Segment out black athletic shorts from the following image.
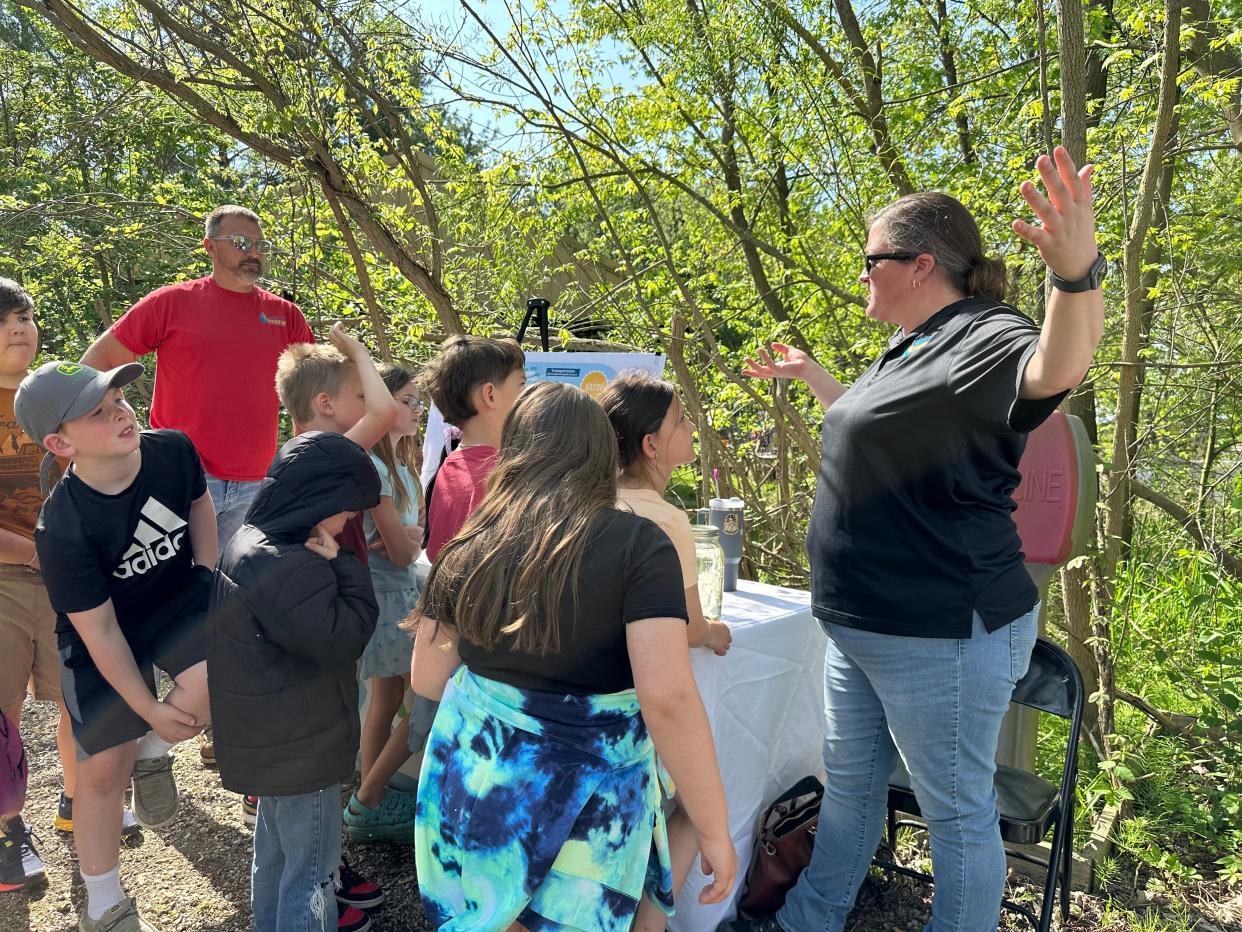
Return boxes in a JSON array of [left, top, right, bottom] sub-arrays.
[[60, 577, 210, 758]]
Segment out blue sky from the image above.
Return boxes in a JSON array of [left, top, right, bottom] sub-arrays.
[[409, 0, 642, 155]]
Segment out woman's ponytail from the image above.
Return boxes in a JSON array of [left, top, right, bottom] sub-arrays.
[[966, 255, 1008, 303]]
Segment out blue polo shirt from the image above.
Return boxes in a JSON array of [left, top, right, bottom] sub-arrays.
[[807, 296, 1068, 638]]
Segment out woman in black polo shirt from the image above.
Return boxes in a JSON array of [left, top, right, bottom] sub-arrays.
[[727, 147, 1104, 932]]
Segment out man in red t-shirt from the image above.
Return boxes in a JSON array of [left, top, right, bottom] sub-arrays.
[[81, 206, 315, 547]]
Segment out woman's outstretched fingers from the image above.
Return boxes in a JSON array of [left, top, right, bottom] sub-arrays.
[[1012, 216, 1049, 249], [1036, 151, 1071, 210], [1014, 146, 1098, 277], [1054, 146, 1080, 198], [742, 344, 779, 378], [1018, 177, 1055, 227]]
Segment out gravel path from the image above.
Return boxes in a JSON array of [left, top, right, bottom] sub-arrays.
[[5, 696, 1237, 931], [2, 696, 431, 932]]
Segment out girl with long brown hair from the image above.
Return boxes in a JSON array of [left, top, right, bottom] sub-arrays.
[[409, 380, 736, 929]]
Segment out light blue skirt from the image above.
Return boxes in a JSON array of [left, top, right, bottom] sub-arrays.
[[358, 586, 418, 680]]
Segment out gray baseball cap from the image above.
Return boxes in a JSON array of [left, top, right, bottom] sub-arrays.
[[15, 360, 145, 451]]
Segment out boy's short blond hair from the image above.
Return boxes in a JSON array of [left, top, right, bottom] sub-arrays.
[[276, 343, 357, 426]]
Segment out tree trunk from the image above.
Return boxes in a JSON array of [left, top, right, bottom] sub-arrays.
[[831, 0, 917, 194], [321, 184, 393, 363], [1106, 0, 1181, 573], [1054, 0, 1107, 741], [1100, 0, 1182, 741], [1118, 114, 1178, 550], [1084, 0, 1115, 128]]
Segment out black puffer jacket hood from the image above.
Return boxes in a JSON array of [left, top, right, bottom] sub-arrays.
[[248, 431, 382, 541], [208, 432, 381, 797]]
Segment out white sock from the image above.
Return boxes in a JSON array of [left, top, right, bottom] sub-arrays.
[[82, 864, 125, 920], [134, 732, 175, 760]]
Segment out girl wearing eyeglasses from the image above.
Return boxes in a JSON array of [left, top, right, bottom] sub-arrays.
[[731, 147, 1104, 932], [342, 362, 428, 843]]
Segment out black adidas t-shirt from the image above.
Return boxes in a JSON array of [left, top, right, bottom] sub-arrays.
[[36, 429, 209, 659]]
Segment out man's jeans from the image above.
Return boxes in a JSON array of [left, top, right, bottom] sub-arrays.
[[778, 606, 1040, 932], [252, 786, 342, 932], [205, 475, 262, 551]]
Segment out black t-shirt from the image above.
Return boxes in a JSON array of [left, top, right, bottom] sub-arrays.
[[807, 297, 1068, 638], [454, 509, 689, 694], [36, 429, 209, 659]]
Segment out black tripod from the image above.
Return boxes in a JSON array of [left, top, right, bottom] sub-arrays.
[[516, 297, 551, 351]]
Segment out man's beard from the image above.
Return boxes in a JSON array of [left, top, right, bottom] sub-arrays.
[[235, 261, 262, 283]]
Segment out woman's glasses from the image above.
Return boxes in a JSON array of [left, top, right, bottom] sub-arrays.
[[863, 252, 920, 274], [398, 395, 422, 412]]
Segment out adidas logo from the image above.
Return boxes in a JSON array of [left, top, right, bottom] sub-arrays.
[[114, 497, 187, 579]]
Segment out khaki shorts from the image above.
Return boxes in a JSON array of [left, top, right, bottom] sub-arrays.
[[0, 564, 62, 709]]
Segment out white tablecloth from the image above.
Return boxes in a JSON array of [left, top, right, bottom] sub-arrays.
[[670, 580, 828, 932]]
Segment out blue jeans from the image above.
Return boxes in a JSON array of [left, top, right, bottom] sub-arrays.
[[251, 786, 342, 932], [778, 606, 1040, 932], [205, 475, 262, 551]]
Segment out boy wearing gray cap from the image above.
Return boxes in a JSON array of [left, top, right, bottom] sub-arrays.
[[15, 361, 217, 932]]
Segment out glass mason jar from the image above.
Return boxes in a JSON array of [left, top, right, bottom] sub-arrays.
[[692, 523, 725, 622]]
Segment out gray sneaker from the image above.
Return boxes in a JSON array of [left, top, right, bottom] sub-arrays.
[[78, 897, 156, 931], [130, 754, 178, 828], [0, 815, 46, 891]]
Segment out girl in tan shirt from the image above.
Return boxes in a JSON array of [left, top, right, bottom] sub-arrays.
[[601, 373, 732, 932]]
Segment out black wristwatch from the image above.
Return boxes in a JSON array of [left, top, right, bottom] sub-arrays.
[[1049, 252, 1108, 293]]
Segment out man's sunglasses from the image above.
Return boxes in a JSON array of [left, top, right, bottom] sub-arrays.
[[209, 235, 273, 254], [864, 252, 920, 274]]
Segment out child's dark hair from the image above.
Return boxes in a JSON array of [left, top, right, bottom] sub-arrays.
[[420, 335, 525, 427], [0, 278, 34, 323], [372, 363, 423, 519], [598, 373, 676, 479]]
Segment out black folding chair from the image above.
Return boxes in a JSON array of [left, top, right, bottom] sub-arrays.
[[873, 637, 1085, 931]]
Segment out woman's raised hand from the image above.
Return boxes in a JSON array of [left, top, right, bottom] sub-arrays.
[[742, 342, 816, 382], [744, 341, 847, 409], [1013, 145, 1098, 281]]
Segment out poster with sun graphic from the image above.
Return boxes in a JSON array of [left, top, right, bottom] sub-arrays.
[[420, 352, 665, 489]]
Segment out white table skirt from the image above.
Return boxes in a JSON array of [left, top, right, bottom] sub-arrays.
[[670, 579, 828, 932]]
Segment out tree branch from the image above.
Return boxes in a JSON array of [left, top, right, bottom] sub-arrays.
[[1130, 478, 1242, 581]]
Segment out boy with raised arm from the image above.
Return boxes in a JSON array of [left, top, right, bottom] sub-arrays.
[[218, 322, 395, 930]]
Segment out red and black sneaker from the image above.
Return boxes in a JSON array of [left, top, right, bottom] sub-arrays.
[[337, 905, 372, 931], [334, 856, 383, 909]]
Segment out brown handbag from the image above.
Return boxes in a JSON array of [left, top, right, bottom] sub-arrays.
[[738, 775, 823, 918]]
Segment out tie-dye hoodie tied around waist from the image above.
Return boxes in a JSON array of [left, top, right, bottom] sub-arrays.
[[415, 666, 676, 931]]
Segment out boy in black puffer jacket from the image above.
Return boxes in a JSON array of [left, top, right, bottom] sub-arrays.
[[209, 431, 380, 932]]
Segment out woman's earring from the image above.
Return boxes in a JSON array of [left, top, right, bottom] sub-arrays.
[[913, 279, 921, 289]]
